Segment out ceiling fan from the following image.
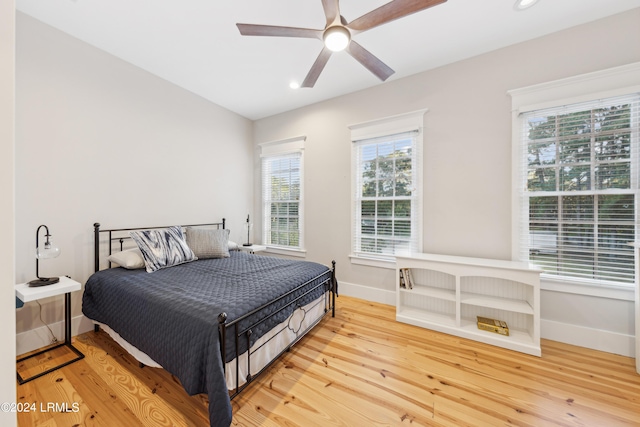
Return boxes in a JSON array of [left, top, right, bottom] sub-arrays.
[[236, 0, 447, 88]]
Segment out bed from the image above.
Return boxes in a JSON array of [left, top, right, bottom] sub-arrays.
[[82, 220, 337, 427]]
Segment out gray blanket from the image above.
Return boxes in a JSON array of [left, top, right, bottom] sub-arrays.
[[82, 251, 331, 427]]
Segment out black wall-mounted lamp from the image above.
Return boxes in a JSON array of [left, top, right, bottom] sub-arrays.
[[28, 224, 61, 287]]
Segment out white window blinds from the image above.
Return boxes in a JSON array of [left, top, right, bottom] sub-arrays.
[[517, 93, 640, 285], [261, 138, 304, 249]]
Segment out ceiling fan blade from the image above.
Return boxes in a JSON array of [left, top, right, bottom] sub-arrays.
[[321, 0, 340, 26], [236, 23, 322, 39], [346, 41, 394, 82], [301, 47, 333, 88], [347, 0, 447, 33]]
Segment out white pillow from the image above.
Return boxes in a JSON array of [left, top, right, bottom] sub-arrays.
[[228, 240, 239, 251], [107, 248, 146, 269]]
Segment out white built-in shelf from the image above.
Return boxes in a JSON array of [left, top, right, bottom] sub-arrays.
[[397, 307, 457, 328], [400, 285, 456, 301], [396, 253, 541, 357], [460, 292, 534, 315]]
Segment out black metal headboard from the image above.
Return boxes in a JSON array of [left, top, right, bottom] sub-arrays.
[[93, 219, 226, 273]]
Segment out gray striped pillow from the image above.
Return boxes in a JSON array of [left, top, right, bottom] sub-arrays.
[[185, 227, 230, 259], [130, 226, 197, 273]]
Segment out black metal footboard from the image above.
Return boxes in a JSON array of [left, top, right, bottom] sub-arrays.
[[220, 261, 336, 398]]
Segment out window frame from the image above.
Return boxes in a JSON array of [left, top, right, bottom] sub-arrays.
[[260, 136, 305, 255], [509, 62, 640, 297], [349, 110, 426, 267]]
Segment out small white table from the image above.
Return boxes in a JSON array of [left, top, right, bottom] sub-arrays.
[[238, 244, 267, 254], [15, 276, 85, 384]]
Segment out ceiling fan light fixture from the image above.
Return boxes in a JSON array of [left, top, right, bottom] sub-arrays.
[[323, 26, 350, 52], [514, 0, 540, 11]]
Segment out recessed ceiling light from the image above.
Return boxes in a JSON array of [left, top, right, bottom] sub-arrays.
[[514, 0, 539, 11], [289, 81, 300, 89]]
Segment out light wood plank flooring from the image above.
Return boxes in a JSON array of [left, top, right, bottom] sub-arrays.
[[16, 296, 640, 426]]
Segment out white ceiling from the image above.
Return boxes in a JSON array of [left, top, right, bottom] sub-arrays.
[[15, 0, 640, 120]]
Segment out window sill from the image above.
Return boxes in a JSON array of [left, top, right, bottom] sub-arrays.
[[349, 254, 396, 269], [540, 275, 634, 301], [265, 246, 307, 258]]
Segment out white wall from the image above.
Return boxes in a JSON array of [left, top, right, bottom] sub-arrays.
[[1, 1, 17, 426], [15, 13, 254, 349], [253, 9, 640, 356]]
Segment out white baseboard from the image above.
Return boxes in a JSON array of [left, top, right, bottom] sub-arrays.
[[541, 319, 635, 358], [16, 315, 94, 356], [338, 281, 396, 306]]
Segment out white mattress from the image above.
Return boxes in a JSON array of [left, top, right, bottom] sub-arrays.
[[95, 294, 327, 390]]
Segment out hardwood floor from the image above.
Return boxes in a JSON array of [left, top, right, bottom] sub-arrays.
[[16, 296, 640, 426]]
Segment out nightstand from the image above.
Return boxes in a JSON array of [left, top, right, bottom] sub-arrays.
[[238, 244, 267, 254], [15, 276, 85, 384]]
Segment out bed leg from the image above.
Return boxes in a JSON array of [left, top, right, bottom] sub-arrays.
[[218, 312, 228, 371], [246, 329, 253, 380], [331, 260, 337, 317], [94, 324, 100, 333], [93, 223, 101, 273]]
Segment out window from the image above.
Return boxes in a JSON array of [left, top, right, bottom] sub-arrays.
[[261, 137, 304, 250], [517, 93, 640, 285], [350, 111, 425, 262]]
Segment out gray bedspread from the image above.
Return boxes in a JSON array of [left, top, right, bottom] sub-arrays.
[[82, 251, 332, 427]]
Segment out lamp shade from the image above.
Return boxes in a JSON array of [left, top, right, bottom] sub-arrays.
[[37, 243, 61, 259]]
